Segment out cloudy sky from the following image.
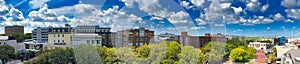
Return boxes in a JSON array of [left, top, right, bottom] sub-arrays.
[[0, 0, 300, 37]]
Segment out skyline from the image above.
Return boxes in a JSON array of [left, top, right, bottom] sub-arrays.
[[0, 0, 300, 37]]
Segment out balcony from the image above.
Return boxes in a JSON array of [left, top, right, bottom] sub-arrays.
[[54, 43, 66, 45]]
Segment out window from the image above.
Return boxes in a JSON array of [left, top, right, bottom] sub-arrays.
[[54, 34, 55, 37], [62, 29, 65, 32], [54, 40, 56, 43], [62, 34, 64, 37], [62, 40, 64, 43], [58, 40, 60, 43], [58, 34, 60, 37]]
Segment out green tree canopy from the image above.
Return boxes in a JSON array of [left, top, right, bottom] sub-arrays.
[[0, 44, 15, 64], [25, 48, 75, 64], [229, 48, 251, 62]]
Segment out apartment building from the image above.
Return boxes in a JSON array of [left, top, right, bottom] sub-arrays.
[[5, 25, 24, 35], [45, 25, 72, 49], [248, 42, 270, 50], [157, 33, 180, 42], [116, 28, 154, 47], [32, 27, 52, 43]]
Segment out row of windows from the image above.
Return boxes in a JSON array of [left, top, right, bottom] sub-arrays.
[[53, 40, 65, 43], [53, 34, 65, 37]]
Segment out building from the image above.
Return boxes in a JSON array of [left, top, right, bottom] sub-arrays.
[[115, 28, 154, 47], [71, 33, 102, 47], [282, 49, 300, 64], [274, 37, 288, 45], [157, 33, 180, 42], [0, 36, 9, 45], [74, 25, 112, 47], [45, 24, 72, 49], [23, 39, 45, 51], [180, 32, 226, 48], [32, 27, 52, 43], [5, 25, 24, 35], [248, 42, 270, 50]]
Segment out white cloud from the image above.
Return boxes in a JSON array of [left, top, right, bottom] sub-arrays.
[[136, 0, 162, 13], [220, 3, 231, 9], [284, 19, 294, 23], [168, 11, 190, 24], [29, 0, 50, 9], [180, 1, 193, 9], [261, 4, 269, 12], [231, 6, 242, 14], [7, 7, 24, 21], [266, 27, 271, 30], [281, 0, 300, 8], [246, 2, 260, 12], [190, 26, 205, 30], [195, 18, 207, 25], [233, 29, 243, 32], [190, 0, 205, 7], [281, 26, 285, 29], [150, 16, 164, 20], [274, 13, 284, 20], [285, 9, 300, 20], [28, 4, 72, 22], [120, 0, 135, 8]]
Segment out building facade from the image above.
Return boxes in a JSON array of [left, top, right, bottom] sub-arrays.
[[71, 33, 102, 47], [157, 33, 180, 42], [248, 42, 270, 50], [75, 26, 112, 47], [45, 25, 72, 49], [180, 32, 226, 48], [32, 27, 52, 43], [5, 25, 24, 35], [116, 28, 154, 47], [0, 36, 9, 45]]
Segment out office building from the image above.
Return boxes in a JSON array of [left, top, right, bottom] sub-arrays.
[[115, 28, 154, 47], [45, 24, 72, 49], [5, 25, 24, 35], [274, 37, 288, 45], [32, 27, 52, 43]]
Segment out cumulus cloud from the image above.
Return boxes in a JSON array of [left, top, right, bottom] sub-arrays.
[[195, 18, 207, 25], [231, 6, 242, 14], [7, 7, 24, 21], [284, 19, 294, 23], [28, 4, 73, 22], [246, 1, 260, 12], [274, 13, 284, 20], [168, 11, 190, 23], [190, 0, 205, 7], [29, 0, 50, 9], [281, 0, 300, 8], [180, 1, 193, 9], [233, 29, 243, 32], [285, 9, 300, 20]]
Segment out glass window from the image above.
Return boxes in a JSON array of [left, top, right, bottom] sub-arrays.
[[54, 40, 56, 42], [58, 34, 60, 37], [58, 40, 60, 43], [54, 34, 55, 37], [62, 40, 64, 42], [62, 34, 64, 37], [140, 30, 145, 36]]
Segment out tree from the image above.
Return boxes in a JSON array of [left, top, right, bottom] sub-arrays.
[[229, 48, 251, 62], [136, 45, 150, 58], [272, 47, 277, 55], [0, 44, 15, 64], [178, 46, 199, 64], [25, 48, 76, 64], [245, 47, 256, 59], [166, 41, 181, 60]]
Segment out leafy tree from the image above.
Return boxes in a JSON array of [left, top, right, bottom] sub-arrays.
[[8, 34, 31, 42], [0, 44, 15, 64], [226, 44, 237, 53], [198, 50, 205, 64], [25, 48, 75, 64], [162, 59, 175, 64], [245, 47, 256, 59], [178, 46, 199, 64], [229, 48, 251, 62], [136, 45, 150, 58], [166, 41, 181, 60], [268, 53, 276, 63], [272, 47, 277, 55], [73, 44, 102, 64]]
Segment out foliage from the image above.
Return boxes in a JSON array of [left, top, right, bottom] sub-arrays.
[[0, 44, 15, 64], [8, 34, 31, 42], [25, 48, 75, 64], [229, 48, 252, 62], [245, 47, 256, 59], [166, 41, 181, 61], [178, 46, 199, 64], [268, 53, 276, 63], [73, 44, 102, 64], [136, 45, 150, 58], [272, 47, 277, 55]]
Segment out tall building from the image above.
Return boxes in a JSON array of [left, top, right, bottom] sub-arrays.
[[45, 24, 72, 49], [115, 28, 154, 47], [5, 25, 24, 35], [32, 27, 52, 43], [74, 25, 112, 47], [180, 32, 226, 48], [274, 37, 288, 45]]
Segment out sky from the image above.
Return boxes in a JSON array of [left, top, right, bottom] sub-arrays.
[[0, 0, 300, 37]]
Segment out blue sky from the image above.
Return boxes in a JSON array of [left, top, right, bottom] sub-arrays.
[[0, 0, 300, 37]]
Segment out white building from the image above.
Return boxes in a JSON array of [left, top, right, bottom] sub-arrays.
[[23, 39, 45, 51], [0, 36, 8, 45], [248, 42, 270, 50], [71, 33, 102, 47], [32, 27, 51, 43]]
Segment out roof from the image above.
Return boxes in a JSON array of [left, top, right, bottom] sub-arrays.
[[255, 50, 267, 63], [73, 33, 99, 36], [286, 49, 300, 64], [0, 36, 8, 40]]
